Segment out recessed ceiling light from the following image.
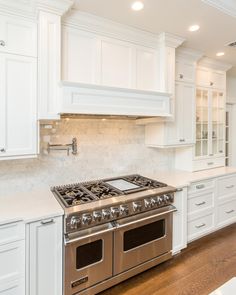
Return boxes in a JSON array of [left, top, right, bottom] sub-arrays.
[[188, 25, 200, 32], [131, 1, 144, 11], [216, 52, 225, 57]]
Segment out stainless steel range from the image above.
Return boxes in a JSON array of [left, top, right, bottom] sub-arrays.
[[52, 174, 177, 295]]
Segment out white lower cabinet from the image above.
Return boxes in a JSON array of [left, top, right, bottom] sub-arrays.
[[172, 187, 187, 254], [187, 173, 236, 243], [0, 222, 25, 295], [27, 216, 63, 295]]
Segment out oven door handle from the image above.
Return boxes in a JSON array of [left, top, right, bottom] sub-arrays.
[[115, 205, 177, 230], [65, 226, 115, 245]]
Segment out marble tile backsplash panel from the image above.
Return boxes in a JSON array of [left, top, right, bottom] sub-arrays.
[[0, 118, 174, 196]]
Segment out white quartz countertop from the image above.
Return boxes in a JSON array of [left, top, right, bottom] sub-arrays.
[[0, 190, 63, 225], [145, 166, 236, 188]]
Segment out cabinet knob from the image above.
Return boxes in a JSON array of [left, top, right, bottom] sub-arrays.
[[179, 74, 184, 79], [210, 81, 214, 86], [179, 139, 185, 142], [0, 148, 6, 153], [0, 40, 5, 47]]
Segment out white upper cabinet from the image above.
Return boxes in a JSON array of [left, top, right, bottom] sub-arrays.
[[196, 67, 226, 89], [136, 47, 159, 91], [175, 59, 195, 84], [0, 15, 37, 57], [101, 39, 133, 88], [62, 27, 99, 84], [0, 53, 37, 159]]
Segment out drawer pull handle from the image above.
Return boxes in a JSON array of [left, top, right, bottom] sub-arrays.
[[41, 219, 54, 225], [195, 201, 206, 206], [195, 223, 206, 229], [226, 185, 234, 189], [0, 148, 6, 153], [207, 162, 214, 165], [226, 210, 234, 214], [196, 184, 205, 189], [0, 40, 5, 47]]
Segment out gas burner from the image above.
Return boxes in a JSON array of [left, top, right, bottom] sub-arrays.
[[124, 175, 167, 189], [83, 182, 122, 199], [52, 185, 97, 207]]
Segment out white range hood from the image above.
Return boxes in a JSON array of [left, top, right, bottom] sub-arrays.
[[60, 81, 172, 118]]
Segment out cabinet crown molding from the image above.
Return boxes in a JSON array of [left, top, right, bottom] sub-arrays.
[[176, 47, 203, 62], [63, 10, 161, 48], [0, 0, 74, 18], [198, 57, 232, 71], [158, 32, 185, 49], [36, 0, 74, 16], [202, 0, 236, 18]]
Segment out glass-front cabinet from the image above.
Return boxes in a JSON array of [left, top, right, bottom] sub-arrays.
[[195, 88, 225, 159]]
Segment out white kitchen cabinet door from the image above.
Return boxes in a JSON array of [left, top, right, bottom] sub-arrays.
[[62, 27, 100, 84], [28, 217, 63, 295], [0, 53, 37, 159], [136, 47, 158, 91], [175, 59, 195, 84], [196, 67, 226, 90], [0, 241, 25, 290], [172, 187, 187, 254], [101, 39, 133, 88], [0, 15, 37, 57]]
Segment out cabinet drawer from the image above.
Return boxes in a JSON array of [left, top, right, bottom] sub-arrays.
[[188, 192, 214, 215], [188, 179, 214, 194], [188, 214, 214, 241], [193, 157, 225, 172], [0, 222, 24, 245], [218, 175, 236, 198], [217, 200, 236, 226], [0, 241, 25, 286]]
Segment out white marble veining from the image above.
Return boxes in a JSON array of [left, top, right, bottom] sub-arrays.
[[0, 118, 173, 196]]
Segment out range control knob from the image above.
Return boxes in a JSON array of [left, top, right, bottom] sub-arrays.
[[102, 209, 111, 220], [150, 198, 157, 207], [120, 205, 129, 215], [157, 196, 163, 206], [111, 207, 120, 218], [93, 211, 102, 222], [168, 193, 174, 202], [133, 201, 142, 212], [163, 194, 170, 203], [70, 216, 81, 229], [82, 213, 92, 226], [144, 198, 152, 209]]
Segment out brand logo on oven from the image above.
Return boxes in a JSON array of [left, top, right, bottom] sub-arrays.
[[71, 276, 88, 288]]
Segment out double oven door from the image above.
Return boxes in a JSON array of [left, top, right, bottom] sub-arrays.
[[113, 205, 175, 274], [64, 205, 176, 295]]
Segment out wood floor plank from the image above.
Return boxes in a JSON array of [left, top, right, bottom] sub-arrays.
[[100, 223, 236, 295]]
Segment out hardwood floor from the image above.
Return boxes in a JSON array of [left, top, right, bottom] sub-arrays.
[[100, 223, 236, 295]]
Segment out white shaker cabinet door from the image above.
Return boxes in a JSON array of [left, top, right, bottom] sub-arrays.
[[28, 217, 63, 295], [101, 39, 133, 88], [136, 47, 158, 91], [62, 27, 100, 84], [0, 15, 37, 57], [172, 187, 187, 254], [0, 53, 37, 159]]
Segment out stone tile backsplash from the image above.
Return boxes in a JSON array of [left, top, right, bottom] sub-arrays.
[[0, 118, 174, 196]]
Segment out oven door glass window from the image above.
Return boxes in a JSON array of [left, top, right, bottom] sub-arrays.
[[123, 219, 165, 251], [76, 239, 103, 269]]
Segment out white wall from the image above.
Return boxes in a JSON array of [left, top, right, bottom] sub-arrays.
[[227, 75, 236, 103], [0, 118, 174, 196]]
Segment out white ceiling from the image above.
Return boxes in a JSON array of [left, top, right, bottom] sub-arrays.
[[74, 0, 236, 74]]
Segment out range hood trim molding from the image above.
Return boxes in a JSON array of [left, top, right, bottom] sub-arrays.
[[60, 81, 172, 118]]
